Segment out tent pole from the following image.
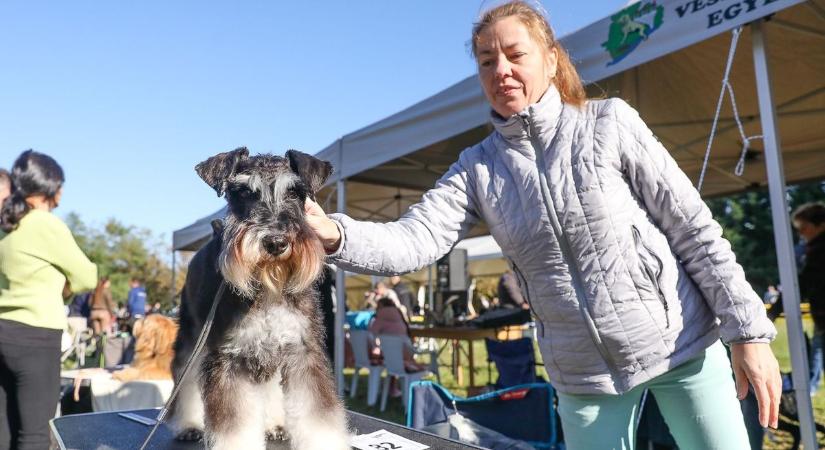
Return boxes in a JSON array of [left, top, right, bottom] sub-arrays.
[[751, 20, 817, 449], [171, 249, 177, 305], [428, 264, 434, 312], [334, 175, 347, 397]]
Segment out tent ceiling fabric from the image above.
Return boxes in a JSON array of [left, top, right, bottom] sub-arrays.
[[172, 206, 226, 251], [590, 6, 825, 197]]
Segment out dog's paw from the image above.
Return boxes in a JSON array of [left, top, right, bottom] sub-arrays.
[[175, 428, 204, 442], [266, 426, 287, 441]]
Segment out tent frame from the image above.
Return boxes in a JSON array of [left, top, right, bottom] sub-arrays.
[[752, 20, 816, 448]]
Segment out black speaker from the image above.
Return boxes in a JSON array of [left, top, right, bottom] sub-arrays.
[[436, 248, 468, 292]]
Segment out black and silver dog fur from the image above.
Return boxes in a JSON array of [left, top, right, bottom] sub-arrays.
[[169, 148, 349, 450]]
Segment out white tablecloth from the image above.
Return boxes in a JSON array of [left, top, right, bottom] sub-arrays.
[[61, 369, 173, 412]]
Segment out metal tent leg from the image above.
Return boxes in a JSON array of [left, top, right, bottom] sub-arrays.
[[335, 178, 347, 397], [751, 20, 817, 450]]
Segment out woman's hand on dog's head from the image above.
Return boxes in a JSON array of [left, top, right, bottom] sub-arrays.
[[304, 198, 342, 254]]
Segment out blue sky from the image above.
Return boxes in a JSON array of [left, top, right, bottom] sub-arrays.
[[0, 1, 624, 245]]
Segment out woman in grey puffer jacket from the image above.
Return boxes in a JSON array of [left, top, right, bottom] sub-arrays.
[[306, 2, 780, 448]]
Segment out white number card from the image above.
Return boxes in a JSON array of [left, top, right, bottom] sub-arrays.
[[351, 429, 430, 450]]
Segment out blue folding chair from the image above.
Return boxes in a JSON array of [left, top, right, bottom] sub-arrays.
[[408, 381, 559, 449], [485, 337, 538, 389]]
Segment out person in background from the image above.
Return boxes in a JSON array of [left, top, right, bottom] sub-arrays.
[[150, 302, 162, 315], [66, 290, 91, 338], [762, 285, 779, 305], [0, 150, 97, 450], [389, 275, 416, 319], [364, 281, 403, 315], [88, 277, 115, 336], [368, 297, 427, 396], [497, 271, 530, 310], [126, 277, 147, 320], [0, 169, 10, 207], [116, 302, 127, 319], [791, 202, 825, 394]]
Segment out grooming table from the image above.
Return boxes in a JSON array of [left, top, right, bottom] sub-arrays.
[[51, 408, 484, 449]]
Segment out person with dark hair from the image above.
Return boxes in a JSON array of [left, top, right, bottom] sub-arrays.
[[790, 202, 825, 394], [497, 271, 529, 310], [304, 1, 780, 447], [0, 169, 10, 207], [368, 297, 427, 396], [0, 150, 97, 450]]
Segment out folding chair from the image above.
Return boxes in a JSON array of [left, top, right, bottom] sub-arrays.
[[348, 329, 384, 406], [408, 380, 559, 449], [485, 337, 538, 389], [377, 334, 429, 412]]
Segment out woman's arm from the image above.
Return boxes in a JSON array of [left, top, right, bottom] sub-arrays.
[[308, 150, 481, 276], [614, 99, 779, 428], [40, 214, 98, 293]]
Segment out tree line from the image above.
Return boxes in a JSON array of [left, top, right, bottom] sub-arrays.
[[65, 213, 186, 312], [707, 179, 825, 296]]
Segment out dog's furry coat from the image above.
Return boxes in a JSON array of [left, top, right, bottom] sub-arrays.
[[112, 314, 178, 382], [169, 148, 348, 450]]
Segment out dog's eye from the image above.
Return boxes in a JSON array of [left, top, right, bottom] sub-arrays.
[[286, 189, 305, 202], [229, 186, 255, 199]]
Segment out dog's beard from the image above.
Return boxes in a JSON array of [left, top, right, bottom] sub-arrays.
[[220, 226, 325, 298]]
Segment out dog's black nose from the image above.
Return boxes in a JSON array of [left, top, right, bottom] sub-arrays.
[[263, 237, 289, 256]]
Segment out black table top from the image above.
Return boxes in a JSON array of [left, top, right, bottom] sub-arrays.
[[51, 409, 484, 450]]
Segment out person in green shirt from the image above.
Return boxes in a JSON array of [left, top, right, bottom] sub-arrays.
[[0, 150, 97, 450]]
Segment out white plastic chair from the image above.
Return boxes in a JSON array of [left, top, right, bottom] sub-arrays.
[[377, 334, 429, 412], [349, 329, 384, 406]]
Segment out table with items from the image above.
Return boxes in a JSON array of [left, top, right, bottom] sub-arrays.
[[50, 408, 484, 450]]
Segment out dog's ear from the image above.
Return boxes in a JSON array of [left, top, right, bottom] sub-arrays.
[[196, 147, 250, 196], [286, 149, 333, 197]]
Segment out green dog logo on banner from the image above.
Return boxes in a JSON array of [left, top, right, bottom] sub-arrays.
[[602, 1, 664, 65]]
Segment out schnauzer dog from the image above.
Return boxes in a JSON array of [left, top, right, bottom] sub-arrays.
[[169, 148, 349, 450]]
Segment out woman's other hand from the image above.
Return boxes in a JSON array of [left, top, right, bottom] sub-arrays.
[[731, 342, 781, 429], [304, 198, 342, 252]]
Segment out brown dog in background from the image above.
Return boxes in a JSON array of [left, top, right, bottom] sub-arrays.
[[113, 314, 178, 381]]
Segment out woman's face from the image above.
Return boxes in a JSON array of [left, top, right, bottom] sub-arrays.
[[476, 16, 557, 118]]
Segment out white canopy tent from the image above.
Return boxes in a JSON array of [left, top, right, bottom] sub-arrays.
[[173, 0, 823, 444]]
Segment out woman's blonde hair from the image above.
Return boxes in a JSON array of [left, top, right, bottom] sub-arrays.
[[471, 1, 586, 108]]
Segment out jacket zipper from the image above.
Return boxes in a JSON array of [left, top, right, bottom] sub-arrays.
[[520, 116, 622, 385], [511, 262, 545, 338], [631, 225, 670, 328]]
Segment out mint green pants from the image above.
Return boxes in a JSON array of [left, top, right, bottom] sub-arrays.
[[557, 341, 750, 450]]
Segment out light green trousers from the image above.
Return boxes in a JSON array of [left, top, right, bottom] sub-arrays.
[[557, 341, 750, 450]]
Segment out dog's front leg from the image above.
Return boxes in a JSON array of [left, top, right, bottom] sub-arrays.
[[202, 355, 267, 450], [281, 344, 349, 450], [170, 349, 205, 441]]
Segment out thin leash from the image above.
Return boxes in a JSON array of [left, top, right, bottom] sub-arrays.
[[138, 281, 227, 450]]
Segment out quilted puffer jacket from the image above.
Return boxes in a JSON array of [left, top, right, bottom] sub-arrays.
[[328, 85, 776, 395]]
